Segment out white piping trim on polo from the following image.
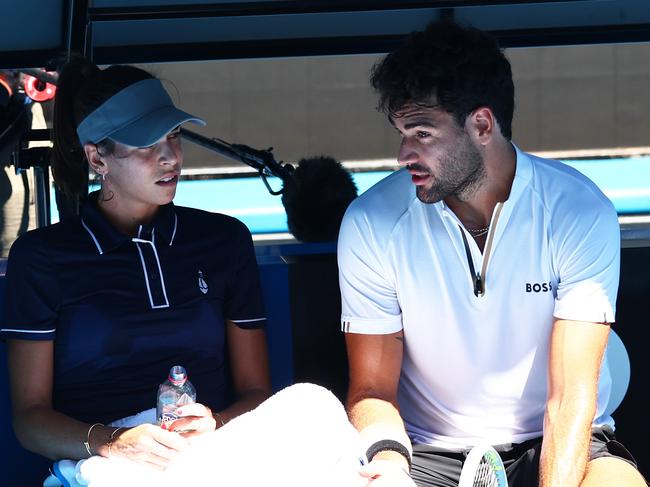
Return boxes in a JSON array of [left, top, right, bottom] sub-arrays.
[[133, 226, 170, 309], [231, 317, 266, 323], [170, 212, 178, 246], [133, 230, 154, 309], [151, 230, 170, 307], [81, 218, 104, 255], [0, 327, 56, 334]]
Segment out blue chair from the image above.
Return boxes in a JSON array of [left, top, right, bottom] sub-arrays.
[[604, 328, 631, 417]]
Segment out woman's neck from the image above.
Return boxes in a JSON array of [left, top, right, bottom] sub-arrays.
[[96, 192, 159, 237]]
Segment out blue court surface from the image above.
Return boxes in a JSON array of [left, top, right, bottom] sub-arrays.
[[51, 158, 650, 234]]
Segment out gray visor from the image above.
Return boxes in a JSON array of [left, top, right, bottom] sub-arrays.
[[76, 78, 205, 147]]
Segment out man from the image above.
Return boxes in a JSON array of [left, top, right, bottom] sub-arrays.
[[338, 21, 645, 487]]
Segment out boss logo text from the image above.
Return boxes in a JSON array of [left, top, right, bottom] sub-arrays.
[[526, 282, 553, 293]]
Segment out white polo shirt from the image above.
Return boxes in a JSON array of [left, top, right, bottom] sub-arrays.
[[338, 145, 620, 449]]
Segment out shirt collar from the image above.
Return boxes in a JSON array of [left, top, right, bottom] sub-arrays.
[[508, 143, 533, 206], [80, 191, 178, 255]]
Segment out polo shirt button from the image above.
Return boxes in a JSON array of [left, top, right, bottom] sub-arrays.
[[150, 273, 158, 280]]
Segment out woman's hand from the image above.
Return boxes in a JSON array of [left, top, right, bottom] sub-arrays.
[[165, 402, 217, 437], [108, 424, 189, 470]]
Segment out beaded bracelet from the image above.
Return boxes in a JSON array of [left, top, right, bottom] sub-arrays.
[[83, 423, 104, 457]]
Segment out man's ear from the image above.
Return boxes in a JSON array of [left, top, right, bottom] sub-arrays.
[[466, 107, 495, 145], [83, 143, 106, 176]]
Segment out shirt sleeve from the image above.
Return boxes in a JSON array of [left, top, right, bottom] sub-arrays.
[[1, 232, 60, 341], [552, 197, 620, 324], [224, 220, 266, 329], [337, 203, 402, 334]]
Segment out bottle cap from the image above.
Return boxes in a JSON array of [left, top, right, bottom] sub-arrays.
[[168, 365, 188, 385]]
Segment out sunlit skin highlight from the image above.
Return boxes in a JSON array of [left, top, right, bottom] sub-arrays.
[[391, 105, 487, 205], [84, 128, 183, 236], [389, 103, 518, 244]]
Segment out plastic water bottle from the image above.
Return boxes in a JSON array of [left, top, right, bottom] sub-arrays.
[[157, 365, 197, 428]]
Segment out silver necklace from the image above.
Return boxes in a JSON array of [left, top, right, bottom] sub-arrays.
[[466, 225, 490, 237]]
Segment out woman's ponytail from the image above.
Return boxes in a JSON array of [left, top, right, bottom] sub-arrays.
[[52, 57, 99, 195], [52, 59, 153, 196]]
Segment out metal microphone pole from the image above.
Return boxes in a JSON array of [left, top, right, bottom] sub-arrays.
[[180, 128, 294, 195]]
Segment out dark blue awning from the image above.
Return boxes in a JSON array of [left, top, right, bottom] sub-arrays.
[[2, 1, 650, 68]]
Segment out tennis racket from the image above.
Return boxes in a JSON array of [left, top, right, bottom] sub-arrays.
[[458, 444, 508, 487]]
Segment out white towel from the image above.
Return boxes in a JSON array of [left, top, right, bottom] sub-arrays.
[[47, 384, 366, 487]]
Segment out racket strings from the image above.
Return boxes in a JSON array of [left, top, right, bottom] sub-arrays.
[[460, 446, 507, 487], [472, 458, 500, 487]]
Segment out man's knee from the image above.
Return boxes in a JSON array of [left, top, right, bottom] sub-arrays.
[[581, 457, 647, 487]]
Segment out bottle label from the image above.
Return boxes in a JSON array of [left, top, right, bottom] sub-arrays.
[[160, 410, 180, 428], [157, 392, 196, 428], [177, 393, 194, 406]]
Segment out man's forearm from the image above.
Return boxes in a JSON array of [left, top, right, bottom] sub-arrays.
[[348, 395, 411, 470], [348, 395, 404, 432], [539, 395, 595, 487]]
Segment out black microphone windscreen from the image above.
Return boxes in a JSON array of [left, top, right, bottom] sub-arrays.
[[281, 156, 358, 242]]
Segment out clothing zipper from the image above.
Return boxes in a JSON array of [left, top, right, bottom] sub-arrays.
[[458, 202, 504, 297], [459, 229, 481, 296]]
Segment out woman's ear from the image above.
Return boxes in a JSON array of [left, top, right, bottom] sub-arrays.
[[83, 143, 107, 177]]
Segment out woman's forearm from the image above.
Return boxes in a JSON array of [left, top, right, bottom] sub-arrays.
[[13, 405, 119, 460], [214, 388, 271, 426], [15, 388, 271, 460]]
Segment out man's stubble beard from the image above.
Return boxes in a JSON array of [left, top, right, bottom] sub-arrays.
[[415, 135, 487, 204]]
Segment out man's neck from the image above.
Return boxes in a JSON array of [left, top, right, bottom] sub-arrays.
[[444, 141, 516, 229]]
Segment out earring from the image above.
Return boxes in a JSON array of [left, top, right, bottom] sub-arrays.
[[101, 173, 106, 181]]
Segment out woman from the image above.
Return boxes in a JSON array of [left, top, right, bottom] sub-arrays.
[[1, 58, 271, 469]]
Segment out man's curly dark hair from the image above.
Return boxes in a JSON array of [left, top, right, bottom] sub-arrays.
[[370, 21, 514, 139]]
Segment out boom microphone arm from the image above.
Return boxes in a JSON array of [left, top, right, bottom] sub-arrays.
[[181, 128, 359, 242], [180, 128, 294, 195]]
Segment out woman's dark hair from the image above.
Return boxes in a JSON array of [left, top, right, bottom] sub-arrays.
[[52, 58, 153, 195], [370, 21, 515, 139]]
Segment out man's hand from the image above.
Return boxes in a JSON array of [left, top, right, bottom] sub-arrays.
[[165, 402, 217, 437], [359, 459, 416, 486], [109, 424, 189, 470]]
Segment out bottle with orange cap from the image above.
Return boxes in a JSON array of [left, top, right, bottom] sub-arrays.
[[156, 365, 197, 429]]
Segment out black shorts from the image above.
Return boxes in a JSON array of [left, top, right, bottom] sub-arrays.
[[410, 425, 639, 487]]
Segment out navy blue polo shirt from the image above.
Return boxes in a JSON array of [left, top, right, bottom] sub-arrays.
[[1, 192, 266, 424]]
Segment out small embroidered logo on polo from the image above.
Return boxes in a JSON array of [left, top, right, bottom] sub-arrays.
[[198, 270, 208, 294]]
